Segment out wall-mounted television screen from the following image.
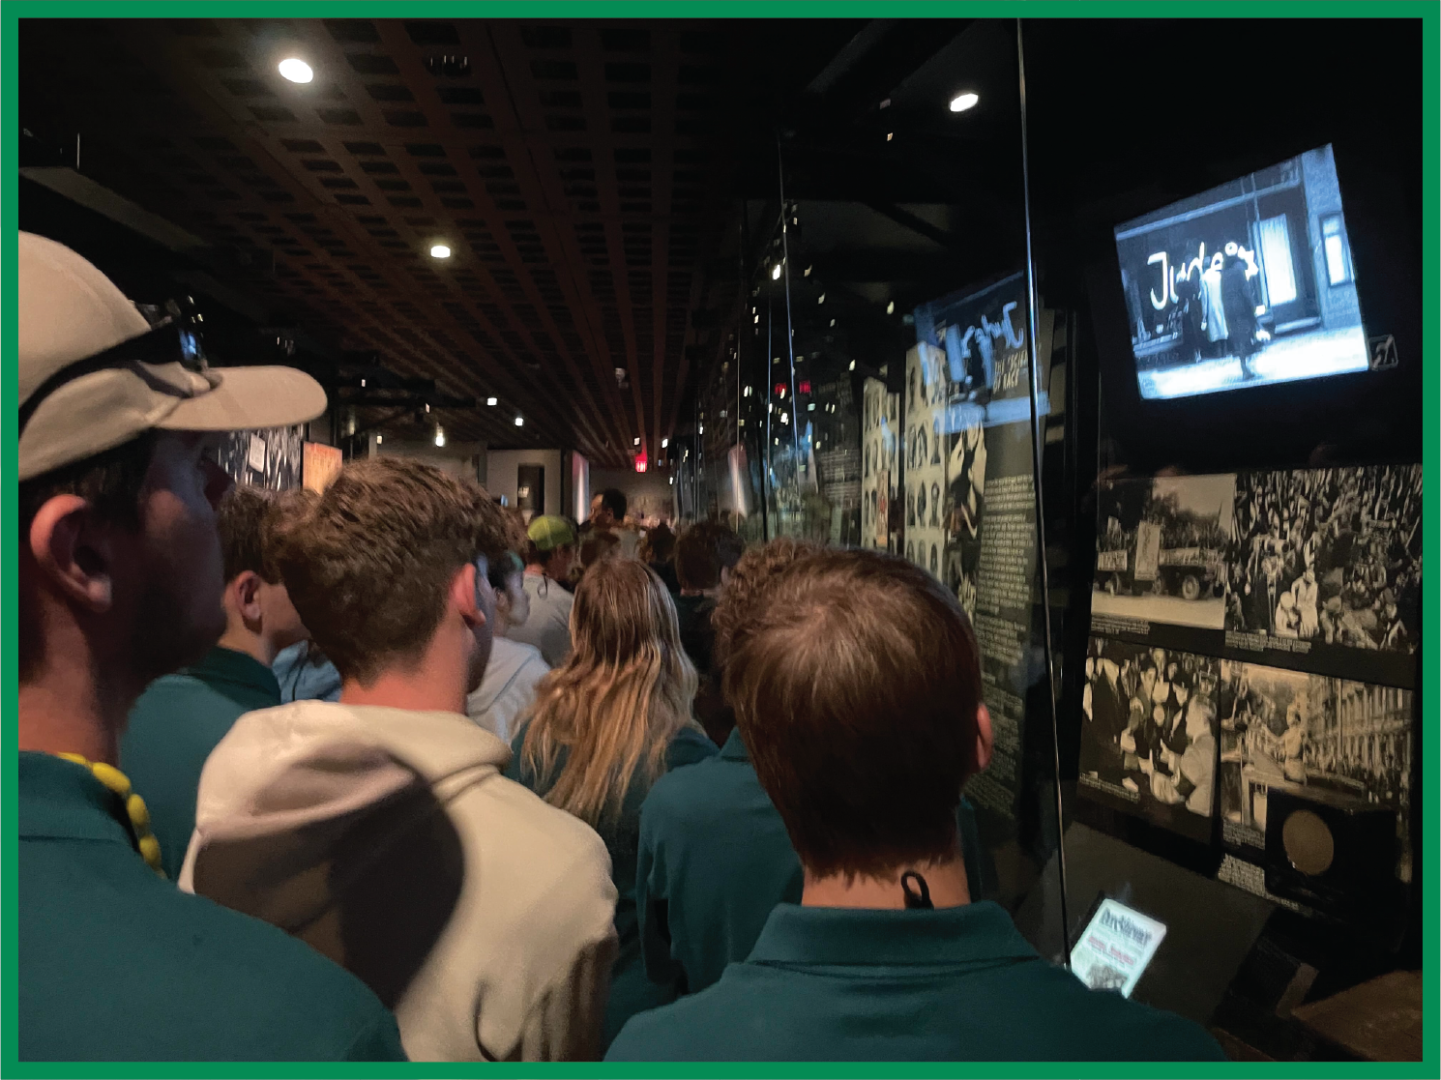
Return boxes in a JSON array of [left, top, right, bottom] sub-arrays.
[[1114, 144, 1369, 401]]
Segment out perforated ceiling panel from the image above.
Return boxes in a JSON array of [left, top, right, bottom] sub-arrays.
[[19, 17, 738, 463]]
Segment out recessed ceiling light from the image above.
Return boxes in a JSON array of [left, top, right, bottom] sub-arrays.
[[376, 434, 383, 444], [887, 301, 896, 315], [771, 264, 782, 280], [434, 427, 446, 448], [278, 58, 313, 84], [634, 437, 641, 446], [430, 243, 452, 259], [514, 416, 524, 427], [949, 92, 979, 113], [486, 396, 498, 406]]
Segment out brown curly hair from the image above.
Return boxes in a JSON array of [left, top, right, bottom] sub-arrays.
[[710, 537, 824, 667], [270, 458, 511, 683]]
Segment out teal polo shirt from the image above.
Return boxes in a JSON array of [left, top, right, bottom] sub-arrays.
[[637, 729, 993, 998], [636, 729, 803, 995], [18, 753, 407, 1061], [607, 901, 1226, 1061], [121, 646, 281, 879], [508, 723, 716, 1046]]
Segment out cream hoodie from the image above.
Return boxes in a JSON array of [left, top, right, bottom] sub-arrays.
[[181, 701, 618, 1062]]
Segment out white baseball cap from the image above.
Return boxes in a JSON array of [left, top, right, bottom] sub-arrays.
[[19, 231, 328, 482]]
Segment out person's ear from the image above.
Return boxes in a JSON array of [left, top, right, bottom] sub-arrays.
[[972, 703, 995, 775], [29, 495, 116, 614], [452, 563, 484, 629], [232, 571, 264, 625]]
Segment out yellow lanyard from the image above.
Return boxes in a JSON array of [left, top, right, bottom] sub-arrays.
[[54, 754, 166, 879]]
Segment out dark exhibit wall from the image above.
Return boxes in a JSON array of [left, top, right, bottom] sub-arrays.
[[1022, 18, 1423, 475], [1043, 18, 1424, 970]]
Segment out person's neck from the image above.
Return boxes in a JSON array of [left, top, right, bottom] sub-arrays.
[[18, 630, 140, 766], [801, 846, 972, 911], [216, 623, 277, 667], [340, 629, 470, 715], [679, 586, 720, 599], [342, 670, 466, 714]]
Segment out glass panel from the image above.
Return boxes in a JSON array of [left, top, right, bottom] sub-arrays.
[[689, 20, 1068, 949]]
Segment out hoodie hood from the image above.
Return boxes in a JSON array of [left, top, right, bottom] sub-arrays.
[[182, 699, 620, 1062], [181, 701, 513, 927]]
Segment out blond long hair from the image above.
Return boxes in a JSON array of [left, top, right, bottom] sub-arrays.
[[519, 557, 699, 825]]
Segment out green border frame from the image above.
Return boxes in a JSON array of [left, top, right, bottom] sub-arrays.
[[2, 2, 1435, 1076]]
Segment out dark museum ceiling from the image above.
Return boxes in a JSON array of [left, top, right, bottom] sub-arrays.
[[18, 17, 1025, 465]]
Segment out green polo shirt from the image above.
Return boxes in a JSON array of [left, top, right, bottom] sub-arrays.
[[508, 723, 716, 1046], [607, 900, 1226, 1061], [637, 729, 993, 998], [121, 646, 280, 879], [18, 752, 407, 1061], [636, 729, 803, 995]]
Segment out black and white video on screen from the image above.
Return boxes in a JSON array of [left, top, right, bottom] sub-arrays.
[[1115, 144, 1369, 401]]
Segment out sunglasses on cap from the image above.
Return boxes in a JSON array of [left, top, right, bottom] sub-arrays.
[[19, 298, 207, 437]]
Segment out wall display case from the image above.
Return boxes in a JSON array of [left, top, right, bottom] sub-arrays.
[[680, 15, 1422, 1061]]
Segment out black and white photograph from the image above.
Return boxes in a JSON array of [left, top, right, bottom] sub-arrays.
[[1115, 144, 1369, 401], [906, 343, 951, 592], [1227, 465, 1422, 655], [1217, 661, 1413, 881], [218, 424, 305, 491], [943, 416, 987, 622], [1093, 474, 1234, 631], [1079, 638, 1221, 844]]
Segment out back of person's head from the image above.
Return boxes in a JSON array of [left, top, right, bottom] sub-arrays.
[[675, 520, 745, 592], [724, 549, 986, 879], [521, 557, 697, 825], [639, 521, 676, 565], [579, 530, 620, 571], [599, 488, 627, 522], [500, 505, 529, 557], [711, 536, 824, 667], [523, 514, 577, 576], [216, 485, 315, 655], [218, 486, 283, 585], [269, 458, 511, 685]]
